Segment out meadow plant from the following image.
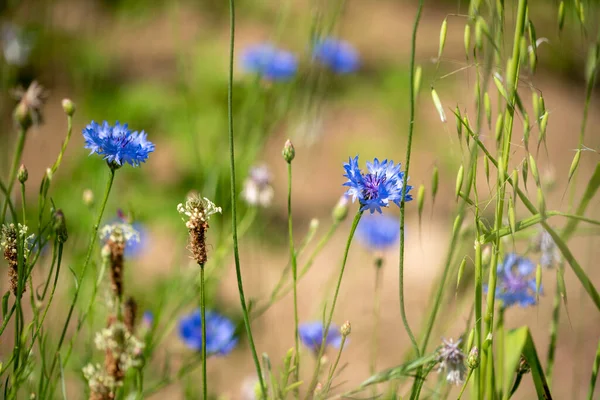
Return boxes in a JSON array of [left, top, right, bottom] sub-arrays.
[[1, 0, 600, 399]]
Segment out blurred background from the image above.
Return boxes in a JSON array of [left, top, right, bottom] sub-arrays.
[[0, 0, 599, 398]]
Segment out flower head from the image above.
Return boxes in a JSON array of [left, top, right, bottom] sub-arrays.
[[437, 338, 466, 385], [82, 121, 154, 167], [179, 310, 238, 356], [242, 43, 298, 81], [102, 211, 146, 258], [313, 38, 359, 74], [13, 81, 47, 127], [343, 156, 413, 214], [357, 214, 400, 251], [242, 165, 274, 207], [298, 322, 342, 354], [177, 194, 221, 265], [490, 253, 539, 308]]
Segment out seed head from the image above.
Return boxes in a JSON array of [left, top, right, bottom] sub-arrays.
[[340, 320, 351, 337]]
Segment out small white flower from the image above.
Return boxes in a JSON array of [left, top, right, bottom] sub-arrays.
[[100, 223, 140, 245], [177, 194, 222, 224]]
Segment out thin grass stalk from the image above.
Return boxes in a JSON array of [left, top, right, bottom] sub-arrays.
[[483, 0, 528, 385], [200, 265, 207, 400], [0, 180, 17, 223], [323, 335, 347, 395], [545, 279, 561, 387], [40, 167, 115, 397], [287, 162, 300, 393], [305, 211, 362, 397], [370, 258, 383, 398], [587, 338, 600, 400], [399, 0, 424, 360], [226, 0, 266, 396], [1, 126, 26, 224]]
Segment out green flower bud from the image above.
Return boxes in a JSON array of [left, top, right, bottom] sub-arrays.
[[17, 164, 28, 184], [467, 347, 480, 369], [61, 98, 76, 116], [282, 139, 295, 163], [332, 196, 349, 222], [340, 320, 351, 337], [53, 209, 68, 243], [414, 65, 422, 97]]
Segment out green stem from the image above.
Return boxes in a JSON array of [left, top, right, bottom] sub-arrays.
[[287, 162, 300, 393], [51, 115, 73, 174], [200, 265, 207, 400], [323, 335, 347, 395], [226, 0, 266, 396], [1, 126, 26, 224], [399, 0, 423, 359], [483, 0, 528, 370], [457, 369, 474, 400], [587, 337, 600, 400], [545, 278, 561, 387], [370, 257, 383, 398], [305, 211, 362, 397], [41, 167, 115, 396], [19, 183, 26, 225], [474, 240, 483, 399]]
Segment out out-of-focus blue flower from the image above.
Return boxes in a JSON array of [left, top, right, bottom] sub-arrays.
[[83, 121, 155, 167], [343, 156, 413, 214], [487, 253, 539, 308], [357, 214, 400, 251], [312, 38, 359, 74], [299, 322, 342, 353], [241, 43, 298, 81], [179, 310, 238, 356], [142, 311, 154, 328]]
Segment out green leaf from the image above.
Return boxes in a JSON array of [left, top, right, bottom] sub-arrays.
[[587, 338, 600, 400], [2, 291, 9, 317], [504, 327, 553, 399], [359, 353, 437, 386], [562, 163, 600, 240]]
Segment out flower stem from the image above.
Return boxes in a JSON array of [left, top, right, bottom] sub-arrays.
[[200, 265, 208, 400], [545, 278, 561, 387], [1, 126, 27, 224], [226, 0, 266, 396], [287, 162, 300, 394], [370, 257, 383, 398], [305, 210, 362, 397], [399, 0, 423, 359], [40, 167, 115, 397], [323, 335, 347, 395]]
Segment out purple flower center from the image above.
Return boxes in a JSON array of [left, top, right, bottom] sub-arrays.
[[363, 173, 385, 199]]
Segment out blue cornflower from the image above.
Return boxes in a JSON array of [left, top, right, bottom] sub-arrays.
[[357, 214, 400, 251], [179, 310, 238, 356], [489, 253, 539, 308], [83, 121, 154, 167], [312, 38, 359, 74], [299, 322, 342, 354], [343, 156, 413, 214], [241, 43, 298, 81]]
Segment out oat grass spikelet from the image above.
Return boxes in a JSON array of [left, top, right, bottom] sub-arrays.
[[177, 194, 221, 266]]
